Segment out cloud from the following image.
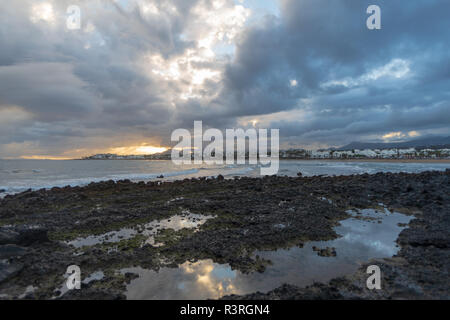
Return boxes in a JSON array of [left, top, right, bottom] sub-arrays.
[[0, 0, 449, 157], [0, 0, 253, 157], [0, 62, 97, 121], [215, 0, 450, 146]]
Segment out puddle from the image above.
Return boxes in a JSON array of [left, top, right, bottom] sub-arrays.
[[67, 211, 214, 248], [53, 270, 105, 299], [18, 285, 38, 299], [82, 271, 104, 284], [122, 207, 412, 300], [121, 260, 238, 300]]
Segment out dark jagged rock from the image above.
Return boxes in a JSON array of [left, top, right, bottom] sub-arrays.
[[0, 229, 20, 245], [0, 262, 23, 284], [0, 226, 49, 246], [0, 170, 449, 299], [223, 283, 344, 300], [58, 288, 126, 300], [16, 227, 50, 246], [0, 245, 28, 259], [312, 246, 336, 257]]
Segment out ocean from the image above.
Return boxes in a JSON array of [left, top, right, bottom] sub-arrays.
[[1, 159, 449, 196]]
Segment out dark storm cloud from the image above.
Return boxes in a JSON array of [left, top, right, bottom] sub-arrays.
[[0, 0, 449, 158], [0, 63, 97, 121], [0, 0, 204, 156], [216, 0, 450, 145]]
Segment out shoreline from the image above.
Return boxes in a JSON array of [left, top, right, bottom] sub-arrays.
[[0, 170, 449, 299], [70, 158, 450, 164], [280, 158, 450, 163], [2, 158, 450, 163]]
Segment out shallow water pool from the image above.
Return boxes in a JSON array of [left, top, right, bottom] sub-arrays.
[[121, 207, 412, 299]]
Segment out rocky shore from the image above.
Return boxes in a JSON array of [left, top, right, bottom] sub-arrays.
[[0, 170, 449, 299]]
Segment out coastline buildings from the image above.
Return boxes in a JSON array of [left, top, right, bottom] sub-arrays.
[[82, 152, 171, 160], [83, 147, 450, 160], [304, 147, 450, 159]]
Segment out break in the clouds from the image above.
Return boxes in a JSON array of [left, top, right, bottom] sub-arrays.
[[0, 0, 449, 158]]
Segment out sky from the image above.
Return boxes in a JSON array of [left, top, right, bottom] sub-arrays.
[[0, 0, 449, 159]]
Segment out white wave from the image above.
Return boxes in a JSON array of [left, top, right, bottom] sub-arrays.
[[108, 168, 199, 180], [0, 169, 201, 196]]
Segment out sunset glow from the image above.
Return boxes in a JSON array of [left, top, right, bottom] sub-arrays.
[[135, 146, 168, 154], [20, 155, 73, 160], [110, 145, 168, 156]]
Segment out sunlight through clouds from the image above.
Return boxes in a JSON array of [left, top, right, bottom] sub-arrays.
[[138, 0, 250, 101], [382, 130, 421, 142], [1, 0, 449, 158], [30, 2, 56, 24], [110, 145, 168, 155], [322, 59, 411, 89]]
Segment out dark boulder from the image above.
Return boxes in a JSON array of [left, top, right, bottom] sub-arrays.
[[59, 288, 126, 300], [16, 226, 50, 246], [312, 246, 337, 257], [0, 244, 28, 259], [0, 229, 20, 245], [0, 226, 49, 246], [0, 261, 23, 283]]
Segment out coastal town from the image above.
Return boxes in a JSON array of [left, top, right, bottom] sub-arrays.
[[81, 146, 450, 160], [282, 147, 450, 159]]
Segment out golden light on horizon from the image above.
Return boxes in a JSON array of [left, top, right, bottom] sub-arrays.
[[382, 132, 403, 140], [20, 155, 72, 160], [110, 145, 168, 155], [135, 146, 168, 154], [382, 130, 421, 141], [16, 145, 168, 160]]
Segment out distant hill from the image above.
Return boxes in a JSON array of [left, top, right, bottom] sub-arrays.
[[334, 136, 450, 151]]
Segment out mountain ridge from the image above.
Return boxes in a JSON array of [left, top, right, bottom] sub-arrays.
[[332, 136, 450, 151]]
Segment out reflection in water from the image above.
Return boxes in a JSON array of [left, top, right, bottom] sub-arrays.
[[53, 270, 105, 299], [68, 211, 214, 248], [122, 261, 239, 300], [123, 208, 412, 300]]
